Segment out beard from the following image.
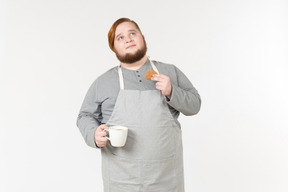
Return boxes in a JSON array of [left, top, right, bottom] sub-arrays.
[[115, 40, 147, 64]]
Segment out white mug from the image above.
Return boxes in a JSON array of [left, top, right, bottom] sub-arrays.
[[105, 126, 128, 147]]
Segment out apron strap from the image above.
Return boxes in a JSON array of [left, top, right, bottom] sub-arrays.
[[150, 60, 159, 74], [118, 66, 124, 90], [118, 59, 159, 90]]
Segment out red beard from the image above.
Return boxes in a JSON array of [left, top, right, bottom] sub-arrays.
[[115, 40, 147, 64]]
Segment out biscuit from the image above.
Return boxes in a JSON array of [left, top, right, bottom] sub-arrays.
[[145, 70, 157, 80]]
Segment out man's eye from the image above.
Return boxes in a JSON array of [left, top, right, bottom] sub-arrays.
[[130, 33, 135, 36]]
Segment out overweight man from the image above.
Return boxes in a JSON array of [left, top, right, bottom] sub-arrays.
[[77, 18, 201, 192]]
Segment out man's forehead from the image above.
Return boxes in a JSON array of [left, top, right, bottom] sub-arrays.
[[115, 22, 139, 33]]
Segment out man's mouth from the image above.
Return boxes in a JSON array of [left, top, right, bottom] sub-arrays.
[[126, 45, 136, 49]]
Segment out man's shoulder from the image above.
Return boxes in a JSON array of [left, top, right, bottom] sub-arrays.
[[153, 60, 174, 66], [96, 66, 118, 81], [152, 60, 178, 73], [89, 66, 118, 89]]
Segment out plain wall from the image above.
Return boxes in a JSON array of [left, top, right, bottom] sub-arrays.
[[1, 0, 287, 192]]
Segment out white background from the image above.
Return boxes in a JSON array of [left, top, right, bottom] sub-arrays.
[[1, 0, 287, 192]]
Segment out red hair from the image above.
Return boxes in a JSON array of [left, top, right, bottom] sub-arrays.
[[108, 18, 142, 52]]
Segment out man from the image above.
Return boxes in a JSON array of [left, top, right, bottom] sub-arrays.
[[77, 18, 201, 192]]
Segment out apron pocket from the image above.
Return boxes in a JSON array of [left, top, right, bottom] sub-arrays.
[[141, 156, 177, 191], [109, 154, 141, 191]]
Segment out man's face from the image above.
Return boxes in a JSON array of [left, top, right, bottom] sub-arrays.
[[113, 22, 147, 63]]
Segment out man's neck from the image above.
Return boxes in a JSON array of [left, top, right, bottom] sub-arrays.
[[120, 56, 148, 70]]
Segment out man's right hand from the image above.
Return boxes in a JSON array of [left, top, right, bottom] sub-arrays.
[[95, 124, 109, 148]]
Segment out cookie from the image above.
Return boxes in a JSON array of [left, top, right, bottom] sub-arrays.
[[145, 70, 157, 80]]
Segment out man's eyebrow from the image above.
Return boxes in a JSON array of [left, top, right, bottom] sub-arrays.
[[128, 29, 137, 33], [115, 33, 123, 40]]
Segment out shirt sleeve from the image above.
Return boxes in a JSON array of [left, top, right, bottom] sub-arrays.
[[167, 65, 201, 116], [76, 80, 102, 148]]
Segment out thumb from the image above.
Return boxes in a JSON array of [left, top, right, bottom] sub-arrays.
[[98, 124, 108, 131]]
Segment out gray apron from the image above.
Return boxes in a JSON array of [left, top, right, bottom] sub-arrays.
[[101, 60, 185, 192]]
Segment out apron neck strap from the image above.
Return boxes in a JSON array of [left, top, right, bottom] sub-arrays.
[[118, 59, 158, 90], [118, 65, 125, 90]]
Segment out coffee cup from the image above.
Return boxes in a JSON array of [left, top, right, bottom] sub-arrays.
[[105, 126, 128, 147]]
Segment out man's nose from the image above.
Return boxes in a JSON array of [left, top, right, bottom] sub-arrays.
[[125, 36, 132, 43]]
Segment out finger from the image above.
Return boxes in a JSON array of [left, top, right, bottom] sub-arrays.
[[97, 130, 107, 137], [152, 74, 169, 82], [151, 74, 162, 81], [156, 81, 169, 88], [155, 74, 168, 79], [155, 83, 164, 91], [98, 124, 108, 131], [96, 140, 107, 148], [96, 135, 108, 146], [97, 136, 108, 142], [156, 82, 163, 88]]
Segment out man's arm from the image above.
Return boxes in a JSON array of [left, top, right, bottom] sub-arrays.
[[152, 64, 201, 116], [168, 66, 201, 115], [76, 80, 103, 148]]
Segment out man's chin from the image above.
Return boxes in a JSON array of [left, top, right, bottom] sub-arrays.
[[116, 49, 146, 64]]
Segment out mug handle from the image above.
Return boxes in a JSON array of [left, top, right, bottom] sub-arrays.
[[104, 129, 110, 140]]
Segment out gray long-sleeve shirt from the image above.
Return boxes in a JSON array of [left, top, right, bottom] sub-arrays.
[[77, 59, 201, 148]]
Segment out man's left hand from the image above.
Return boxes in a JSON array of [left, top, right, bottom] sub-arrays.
[[151, 74, 172, 99]]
